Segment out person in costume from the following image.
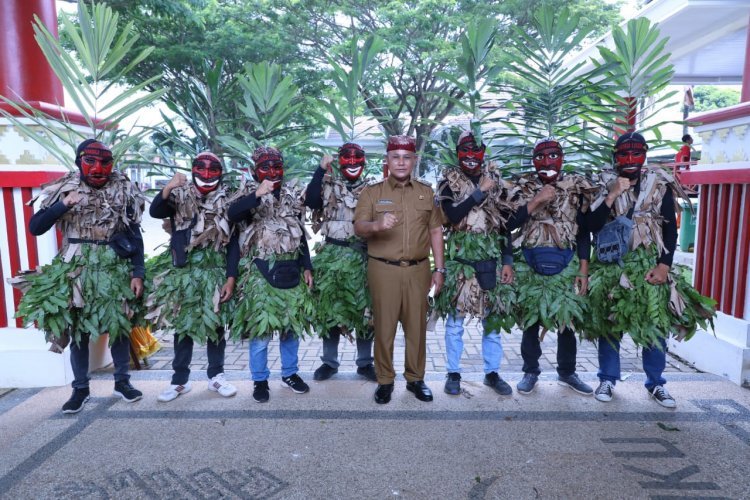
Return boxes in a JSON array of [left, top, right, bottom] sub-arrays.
[[354, 135, 445, 404], [21, 139, 145, 413], [147, 151, 239, 402], [228, 146, 313, 403], [305, 143, 376, 382], [510, 137, 596, 396], [585, 132, 715, 408], [435, 131, 516, 396]]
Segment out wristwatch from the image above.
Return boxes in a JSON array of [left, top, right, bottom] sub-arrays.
[[432, 267, 447, 274]]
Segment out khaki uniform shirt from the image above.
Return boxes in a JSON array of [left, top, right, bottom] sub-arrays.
[[354, 175, 442, 261]]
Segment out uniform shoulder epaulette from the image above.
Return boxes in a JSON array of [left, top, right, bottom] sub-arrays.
[[413, 177, 433, 187], [367, 178, 386, 186]]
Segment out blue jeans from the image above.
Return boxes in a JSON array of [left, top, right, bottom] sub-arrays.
[[249, 333, 299, 381], [444, 315, 502, 374], [598, 336, 667, 390]]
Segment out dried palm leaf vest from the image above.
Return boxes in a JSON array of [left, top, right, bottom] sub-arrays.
[[434, 168, 517, 332], [145, 184, 234, 344], [513, 172, 596, 332], [231, 180, 314, 339], [310, 175, 372, 339], [586, 169, 716, 345], [12, 171, 144, 345]]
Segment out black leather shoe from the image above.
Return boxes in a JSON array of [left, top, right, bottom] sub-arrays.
[[374, 383, 394, 404], [356, 364, 377, 382], [406, 380, 433, 402]]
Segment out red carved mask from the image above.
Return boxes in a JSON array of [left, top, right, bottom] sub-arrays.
[[253, 147, 284, 190], [614, 137, 647, 180], [76, 140, 114, 188], [456, 132, 485, 176], [191, 152, 223, 195], [338, 142, 365, 181], [532, 140, 563, 184]]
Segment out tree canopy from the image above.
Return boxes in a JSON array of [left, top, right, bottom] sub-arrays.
[[89, 0, 620, 173]]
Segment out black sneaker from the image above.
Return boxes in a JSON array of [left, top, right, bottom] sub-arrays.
[[62, 388, 90, 414], [313, 363, 338, 381], [484, 372, 513, 396], [356, 364, 377, 382], [649, 385, 676, 409], [253, 381, 270, 403], [444, 372, 461, 395], [517, 373, 538, 395], [557, 373, 593, 395], [113, 381, 143, 403], [281, 374, 310, 394], [594, 380, 614, 402]]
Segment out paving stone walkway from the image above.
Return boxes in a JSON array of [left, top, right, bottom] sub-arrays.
[[141, 319, 697, 377]]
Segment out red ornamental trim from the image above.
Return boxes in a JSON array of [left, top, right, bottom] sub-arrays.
[[21, 187, 38, 271], [0, 171, 66, 188], [689, 101, 750, 126], [694, 187, 708, 297], [735, 185, 750, 318], [680, 168, 750, 185], [713, 186, 731, 303], [0, 233, 6, 328], [2, 187, 23, 326], [723, 185, 743, 315]]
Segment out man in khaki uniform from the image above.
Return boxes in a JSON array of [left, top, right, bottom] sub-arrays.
[[354, 135, 445, 404]]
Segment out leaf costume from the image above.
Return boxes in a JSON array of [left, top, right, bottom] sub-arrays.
[[145, 183, 237, 344], [308, 172, 371, 339], [512, 172, 596, 332], [229, 179, 314, 339], [434, 167, 517, 330], [12, 171, 145, 345], [586, 169, 716, 345]]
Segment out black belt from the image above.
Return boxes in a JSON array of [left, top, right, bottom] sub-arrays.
[[68, 237, 109, 245], [369, 255, 427, 267], [326, 236, 367, 252]]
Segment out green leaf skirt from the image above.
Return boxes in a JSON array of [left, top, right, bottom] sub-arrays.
[[231, 255, 314, 340], [311, 243, 372, 339], [434, 231, 514, 333], [585, 246, 716, 346], [16, 245, 135, 345], [146, 247, 232, 344], [514, 255, 587, 333]]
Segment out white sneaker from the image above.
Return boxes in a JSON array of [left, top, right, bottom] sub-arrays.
[[594, 380, 614, 402], [157, 382, 192, 402], [208, 373, 237, 397]]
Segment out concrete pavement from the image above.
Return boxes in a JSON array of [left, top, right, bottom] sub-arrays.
[[1, 373, 748, 499]]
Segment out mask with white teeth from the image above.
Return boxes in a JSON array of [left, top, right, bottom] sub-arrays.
[[532, 139, 563, 185], [456, 131, 486, 176], [191, 152, 223, 195], [338, 142, 366, 182]]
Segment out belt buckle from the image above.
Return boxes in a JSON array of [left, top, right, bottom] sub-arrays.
[[399, 260, 409, 267]]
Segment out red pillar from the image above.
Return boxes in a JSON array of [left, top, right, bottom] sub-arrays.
[[742, 13, 750, 102], [0, 0, 63, 104]]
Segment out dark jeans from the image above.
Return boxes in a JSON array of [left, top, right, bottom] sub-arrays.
[[171, 334, 226, 385], [598, 335, 667, 390], [70, 334, 130, 389], [521, 324, 577, 377], [320, 327, 374, 369]]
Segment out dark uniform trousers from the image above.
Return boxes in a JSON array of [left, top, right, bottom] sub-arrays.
[[368, 257, 431, 384]]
